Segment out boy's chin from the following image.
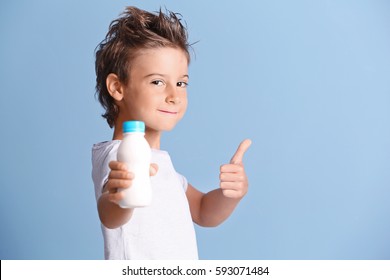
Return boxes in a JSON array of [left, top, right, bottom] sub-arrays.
[[146, 123, 178, 132], [161, 124, 177, 132]]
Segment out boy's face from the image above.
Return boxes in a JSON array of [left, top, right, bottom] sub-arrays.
[[120, 47, 189, 133]]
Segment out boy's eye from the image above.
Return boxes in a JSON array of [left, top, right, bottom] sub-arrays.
[[151, 80, 164, 86], [177, 81, 188, 88]]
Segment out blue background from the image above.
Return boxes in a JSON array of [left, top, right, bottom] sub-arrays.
[[1, 0, 389, 259]]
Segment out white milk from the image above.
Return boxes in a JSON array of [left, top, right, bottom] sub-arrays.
[[117, 121, 152, 208]]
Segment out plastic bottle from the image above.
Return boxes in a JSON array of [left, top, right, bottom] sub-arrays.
[[117, 121, 152, 208]]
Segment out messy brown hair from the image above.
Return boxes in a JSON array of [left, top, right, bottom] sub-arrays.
[[95, 6, 191, 128]]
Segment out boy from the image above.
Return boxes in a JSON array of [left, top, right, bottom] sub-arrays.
[[92, 6, 251, 259]]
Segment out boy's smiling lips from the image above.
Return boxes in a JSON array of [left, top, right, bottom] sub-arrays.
[[157, 109, 178, 115]]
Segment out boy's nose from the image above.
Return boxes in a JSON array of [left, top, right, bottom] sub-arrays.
[[166, 95, 181, 104], [165, 86, 181, 104]]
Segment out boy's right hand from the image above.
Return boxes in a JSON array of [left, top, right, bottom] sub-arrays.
[[104, 161, 158, 204]]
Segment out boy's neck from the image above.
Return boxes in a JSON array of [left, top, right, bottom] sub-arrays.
[[144, 129, 162, 150]]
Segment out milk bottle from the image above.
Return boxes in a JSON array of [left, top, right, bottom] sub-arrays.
[[117, 121, 152, 208]]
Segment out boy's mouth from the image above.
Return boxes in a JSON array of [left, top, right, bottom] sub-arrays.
[[157, 109, 178, 115]]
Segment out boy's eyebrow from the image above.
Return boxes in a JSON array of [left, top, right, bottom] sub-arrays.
[[144, 73, 189, 79]]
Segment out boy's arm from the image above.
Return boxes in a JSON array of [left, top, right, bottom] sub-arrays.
[[98, 192, 134, 229], [186, 139, 251, 227]]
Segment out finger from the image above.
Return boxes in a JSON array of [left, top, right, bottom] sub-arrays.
[[220, 181, 240, 190], [109, 161, 128, 171], [220, 182, 248, 198], [230, 139, 252, 164], [149, 163, 159, 176], [220, 172, 246, 182], [222, 189, 245, 199], [220, 164, 244, 173], [108, 191, 125, 203], [105, 179, 131, 191], [109, 170, 134, 180]]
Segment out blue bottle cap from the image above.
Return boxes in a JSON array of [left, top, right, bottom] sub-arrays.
[[122, 121, 145, 133]]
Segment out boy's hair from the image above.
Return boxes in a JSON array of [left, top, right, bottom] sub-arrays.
[[95, 6, 191, 128]]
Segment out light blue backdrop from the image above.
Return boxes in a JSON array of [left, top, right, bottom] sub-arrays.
[[0, 0, 389, 259]]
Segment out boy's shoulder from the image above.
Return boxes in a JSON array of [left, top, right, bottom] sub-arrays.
[[92, 140, 121, 164], [92, 140, 121, 152]]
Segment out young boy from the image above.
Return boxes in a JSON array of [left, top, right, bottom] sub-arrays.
[[92, 6, 251, 259]]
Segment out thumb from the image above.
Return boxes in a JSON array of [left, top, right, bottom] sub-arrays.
[[149, 163, 159, 176], [230, 139, 252, 164]]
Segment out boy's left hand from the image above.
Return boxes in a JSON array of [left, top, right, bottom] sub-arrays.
[[220, 139, 252, 199]]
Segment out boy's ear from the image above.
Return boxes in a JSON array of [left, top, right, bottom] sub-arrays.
[[106, 73, 124, 101]]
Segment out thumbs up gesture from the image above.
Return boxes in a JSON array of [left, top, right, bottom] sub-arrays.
[[220, 139, 252, 199]]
